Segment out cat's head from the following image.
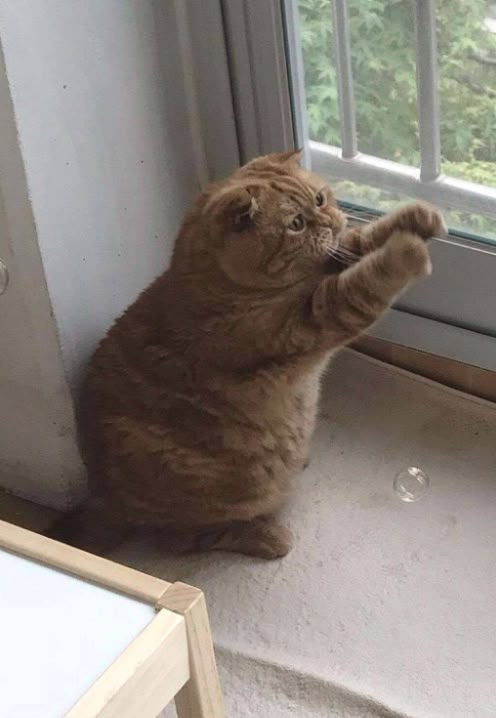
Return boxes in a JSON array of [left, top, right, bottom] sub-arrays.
[[175, 152, 347, 289]]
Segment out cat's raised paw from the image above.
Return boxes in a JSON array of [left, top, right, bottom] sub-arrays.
[[396, 201, 447, 240], [386, 232, 432, 278]]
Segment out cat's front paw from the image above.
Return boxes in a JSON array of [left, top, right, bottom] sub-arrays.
[[386, 232, 432, 278], [395, 201, 447, 240]]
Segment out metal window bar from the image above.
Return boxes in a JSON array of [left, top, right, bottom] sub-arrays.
[[414, 0, 441, 182], [331, 0, 357, 159], [311, 140, 496, 219]]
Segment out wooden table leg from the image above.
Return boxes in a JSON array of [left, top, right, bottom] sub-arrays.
[[157, 582, 225, 718]]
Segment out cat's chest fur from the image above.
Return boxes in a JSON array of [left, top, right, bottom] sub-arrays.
[[216, 357, 328, 469]]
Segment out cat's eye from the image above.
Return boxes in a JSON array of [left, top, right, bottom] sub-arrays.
[[289, 214, 306, 232], [315, 190, 326, 208]]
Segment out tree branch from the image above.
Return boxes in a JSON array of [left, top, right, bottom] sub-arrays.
[[450, 74, 496, 98], [468, 50, 496, 67]]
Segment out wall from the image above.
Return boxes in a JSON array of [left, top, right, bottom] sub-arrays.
[[0, 0, 198, 507], [0, 47, 85, 509], [0, 0, 198, 386]]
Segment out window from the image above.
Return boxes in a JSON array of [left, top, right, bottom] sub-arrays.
[[295, 0, 496, 243], [194, 1, 496, 370]]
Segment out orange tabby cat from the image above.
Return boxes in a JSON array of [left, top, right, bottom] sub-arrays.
[[77, 152, 444, 559]]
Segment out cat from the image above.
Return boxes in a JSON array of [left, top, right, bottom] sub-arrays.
[[68, 151, 445, 559]]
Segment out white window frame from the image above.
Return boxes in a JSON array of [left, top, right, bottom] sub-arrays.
[[184, 0, 496, 371]]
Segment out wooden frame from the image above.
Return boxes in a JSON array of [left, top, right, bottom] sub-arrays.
[[0, 519, 225, 718]]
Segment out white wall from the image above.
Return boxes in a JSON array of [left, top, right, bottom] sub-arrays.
[[0, 0, 199, 507], [0, 0, 198, 386], [0, 46, 85, 509]]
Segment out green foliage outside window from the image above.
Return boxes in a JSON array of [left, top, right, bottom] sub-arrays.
[[298, 0, 496, 238]]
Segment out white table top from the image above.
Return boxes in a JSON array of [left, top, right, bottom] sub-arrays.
[[0, 547, 155, 717]]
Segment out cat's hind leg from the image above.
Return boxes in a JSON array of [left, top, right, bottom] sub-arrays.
[[196, 516, 293, 560]]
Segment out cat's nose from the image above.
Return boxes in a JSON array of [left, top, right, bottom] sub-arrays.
[[325, 208, 346, 233]]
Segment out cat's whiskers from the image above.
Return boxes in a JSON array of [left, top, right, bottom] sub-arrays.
[[325, 244, 360, 266]]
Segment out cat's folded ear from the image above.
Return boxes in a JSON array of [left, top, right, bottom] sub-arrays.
[[204, 184, 258, 231], [245, 150, 302, 171], [268, 150, 302, 166]]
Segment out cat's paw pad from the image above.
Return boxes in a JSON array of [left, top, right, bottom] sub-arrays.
[[396, 201, 447, 240]]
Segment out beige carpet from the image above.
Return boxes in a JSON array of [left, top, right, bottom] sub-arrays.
[[111, 350, 496, 718]]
